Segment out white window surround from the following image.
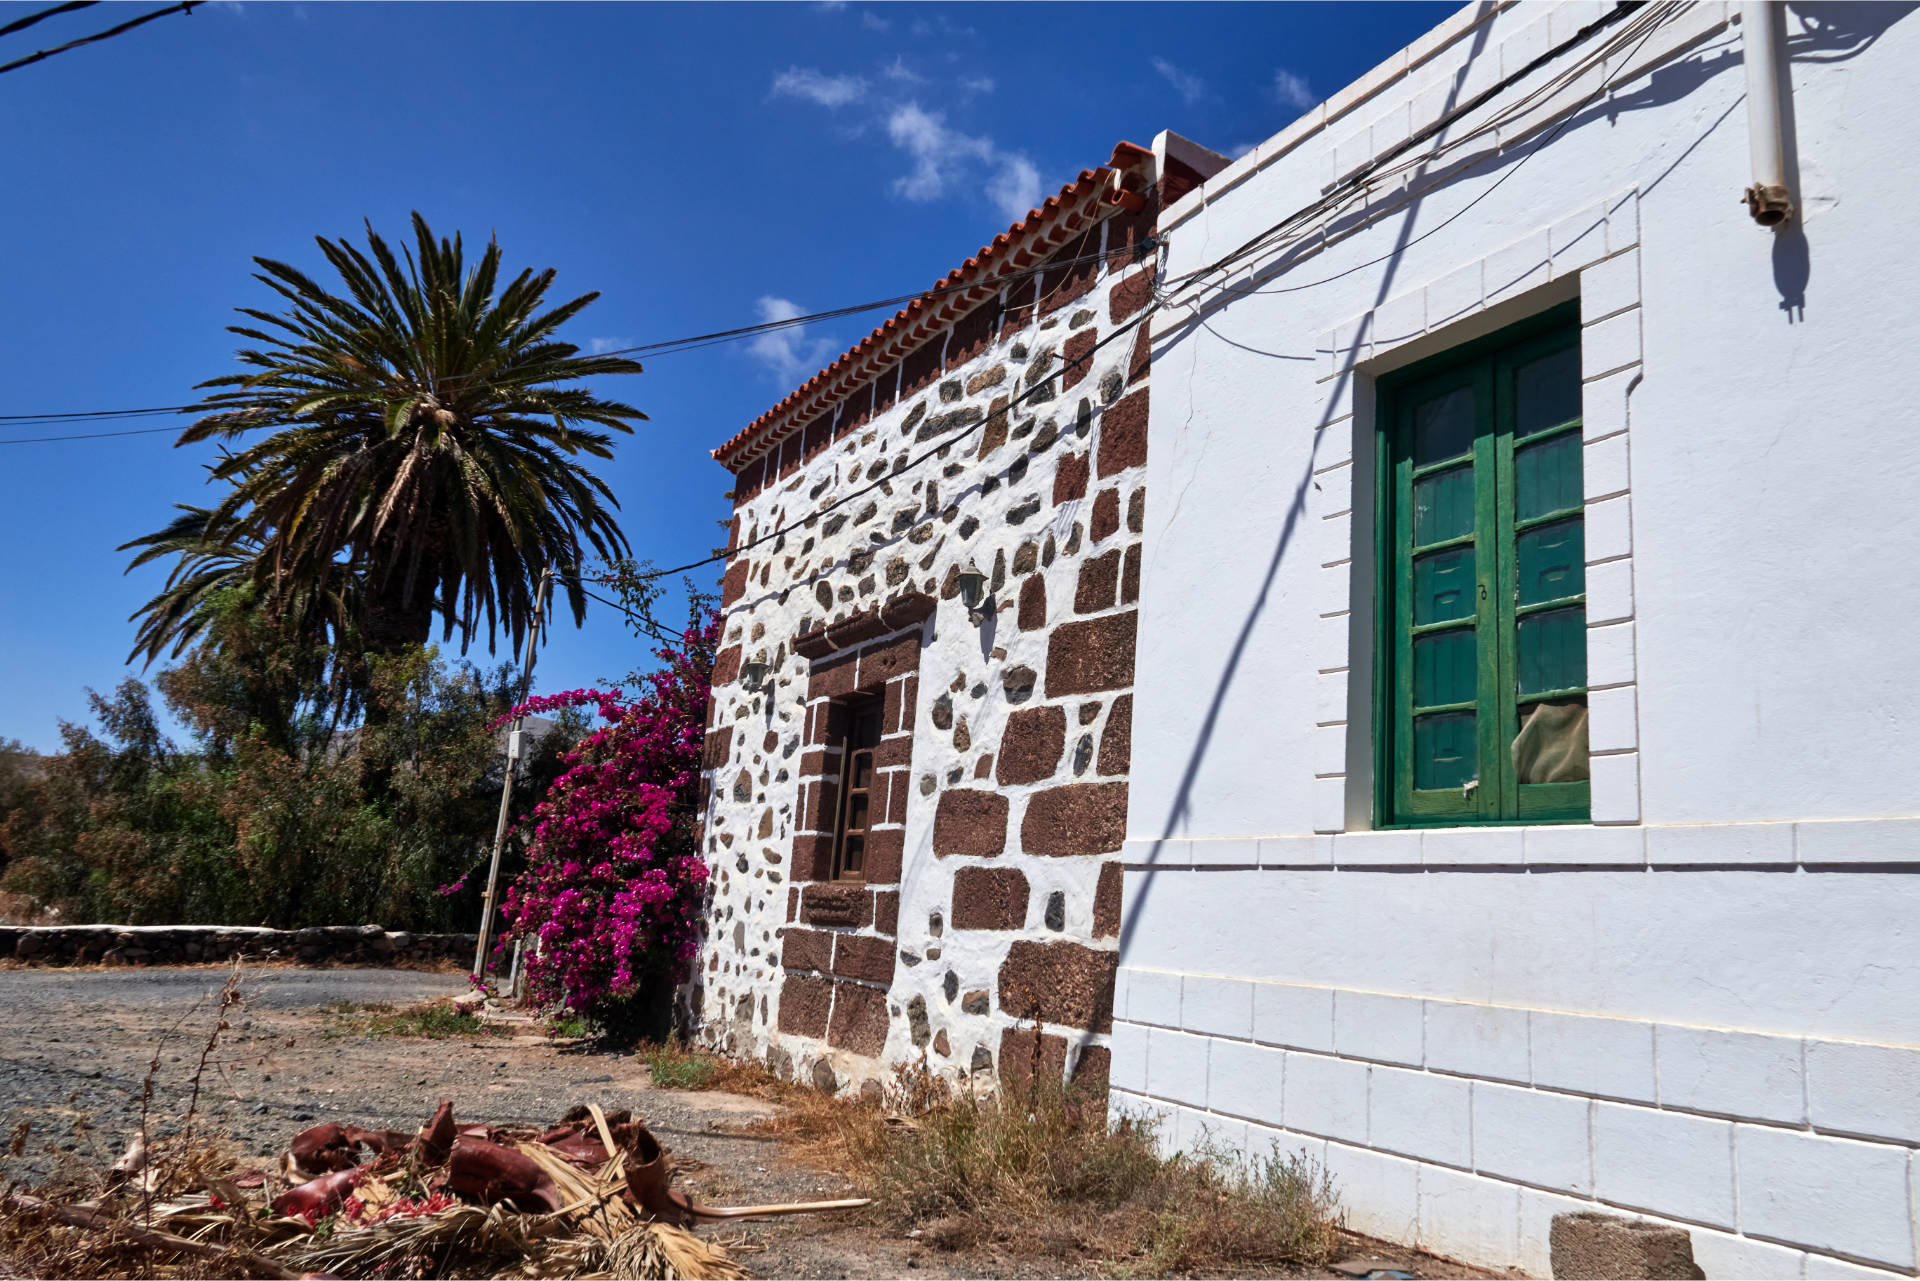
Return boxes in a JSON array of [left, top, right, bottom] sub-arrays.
[[1118, 184, 1920, 872], [1316, 189, 1645, 839]]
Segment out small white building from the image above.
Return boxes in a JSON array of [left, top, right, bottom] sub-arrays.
[[1112, 2, 1920, 1277]]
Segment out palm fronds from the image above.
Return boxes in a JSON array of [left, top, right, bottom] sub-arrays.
[[131, 212, 643, 661]]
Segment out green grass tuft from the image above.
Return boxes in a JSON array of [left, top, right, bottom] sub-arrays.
[[321, 1000, 497, 1039]]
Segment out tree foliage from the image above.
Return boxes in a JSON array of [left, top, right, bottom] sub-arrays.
[[0, 600, 584, 930]]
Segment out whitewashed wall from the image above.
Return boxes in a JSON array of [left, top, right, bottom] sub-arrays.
[[699, 209, 1153, 1098], [1119, 3, 1920, 1277]]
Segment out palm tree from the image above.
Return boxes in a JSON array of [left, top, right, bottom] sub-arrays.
[[121, 501, 373, 729], [122, 502, 357, 668], [152, 212, 643, 661]]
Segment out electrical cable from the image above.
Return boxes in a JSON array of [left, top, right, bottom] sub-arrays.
[[656, 4, 1681, 590], [559, 577, 685, 644], [0, 424, 184, 445], [1176, 5, 1675, 312], [1, 3, 1667, 441], [1159, 0, 1665, 302], [9, 0, 1680, 617], [1142, 0, 1667, 327], [0, 239, 1146, 440], [0, 1, 98, 40], [637, 298, 1162, 585], [0, 0, 194, 77], [0, 406, 196, 423]]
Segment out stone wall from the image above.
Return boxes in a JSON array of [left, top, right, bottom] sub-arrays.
[[0, 924, 475, 968], [696, 162, 1162, 1097]]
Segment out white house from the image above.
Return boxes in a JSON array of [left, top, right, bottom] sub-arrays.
[[1111, 1, 1920, 1277]]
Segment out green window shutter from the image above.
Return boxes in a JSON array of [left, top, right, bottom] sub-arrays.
[[1376, 304, 1590, 828]]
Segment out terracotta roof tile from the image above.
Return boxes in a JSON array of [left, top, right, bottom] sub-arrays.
[[713, 141, 1154, 469]]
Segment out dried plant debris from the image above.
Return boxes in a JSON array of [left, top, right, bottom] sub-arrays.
[[0, 1093, 863, 1279]]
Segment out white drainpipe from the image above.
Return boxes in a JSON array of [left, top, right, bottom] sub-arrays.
[[1741, 0, 1794, 225]]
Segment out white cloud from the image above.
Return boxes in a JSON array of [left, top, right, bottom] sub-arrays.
[[770, 66, 869, 108], [814, 1, 847, 10], [1228, 141, 1256, 160], [1272, 68, 1316, 111], [910, 14, 975, 39], [886, 103, 984, 201], [960, 76, 994, 95], [1152, 57, 1208, 107], [586, 337, 633, 355], [859, 10, 889, 30], [882, 55, 922, 83], [746, 297, 835, 382], [984, 155, 1042, 222], [884, 102, 1038, 221]]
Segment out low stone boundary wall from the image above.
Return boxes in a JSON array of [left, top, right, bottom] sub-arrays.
[[0, 924, 477, 968]]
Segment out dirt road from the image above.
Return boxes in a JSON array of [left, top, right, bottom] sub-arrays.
[[0, 966, 1504, 1279], [0, 965, 969, 1278]]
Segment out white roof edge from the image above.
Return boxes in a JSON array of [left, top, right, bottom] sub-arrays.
[[1158, 0, 1511, 235]]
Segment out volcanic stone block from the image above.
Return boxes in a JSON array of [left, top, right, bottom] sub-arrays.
[[998, 1026, 1069, 1092], [872, 890, 899, 937], [1093, 861, 1122, 939], [1018, 575, 1047, 631], [1053, 450, 1089, 505], [832, 933, 899, 985], [1022, 782, 1128, 856], [1097, 694, 1132, 776], [951, 866, 1031, 931], [1090, 488, 1121, 543], [800, 883, 873, 928], [997, 939, 1117, 1032], [1045, 612, 1136, 695], [827, 981, 890, 1057], [778, 974, 833, 1039], [1098, 389, 1149, 477], [1062, 328, 1096, 390], [933, 790, 1009, 857], [996, 706, 1066, 786], [1549, 1212, 1703, 1280], [1075, 551, 1121, 613], [780, 928, 833, 975]]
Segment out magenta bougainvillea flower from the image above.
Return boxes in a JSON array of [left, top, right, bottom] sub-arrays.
[[492, 611, 717, 1012]]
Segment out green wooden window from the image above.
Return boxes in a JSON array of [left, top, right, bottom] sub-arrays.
[[1376, 303, 1590, 826]]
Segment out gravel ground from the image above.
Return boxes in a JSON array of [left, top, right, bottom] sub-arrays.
[[0, 966, 1510, 1279], [0, 966, 962, 1277]]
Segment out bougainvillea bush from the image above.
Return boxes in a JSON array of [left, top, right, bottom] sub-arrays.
[[491, 608, 718, 1033]]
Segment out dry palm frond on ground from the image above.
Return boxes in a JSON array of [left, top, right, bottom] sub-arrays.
[[1, 1095, 770, 1280]]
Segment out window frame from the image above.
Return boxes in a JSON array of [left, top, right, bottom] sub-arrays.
[[829, 694, 886, 881], [1372, 301, 1591, 829]]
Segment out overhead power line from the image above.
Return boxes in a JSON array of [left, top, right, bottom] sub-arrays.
[[0, 424, 184, 445], [0, 239, 1142, 440], [0, 0, 195, 77], [2, 0, 1668, 444], [626, 3, 1678, 590], [1160, 0, 1663, 302], [0, 1, 98, 40]]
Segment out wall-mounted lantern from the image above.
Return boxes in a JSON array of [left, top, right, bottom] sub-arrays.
[[955, 561, 989, 624], [740, 656, 771, 693]]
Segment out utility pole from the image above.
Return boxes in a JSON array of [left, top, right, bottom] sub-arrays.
[[473, 567, 552, 982]]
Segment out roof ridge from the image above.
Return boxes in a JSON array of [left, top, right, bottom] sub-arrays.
[[713, 140, 1154, 468]]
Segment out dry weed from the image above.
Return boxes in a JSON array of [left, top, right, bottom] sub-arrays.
[[648, 1046, 1345, 1276]]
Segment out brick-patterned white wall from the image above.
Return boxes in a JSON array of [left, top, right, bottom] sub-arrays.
[[698, 207, 1157, 1098], [1119, 2, 1920, 1276]]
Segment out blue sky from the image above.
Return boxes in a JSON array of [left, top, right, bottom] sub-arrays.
[[0, 0, 1450, 752]]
